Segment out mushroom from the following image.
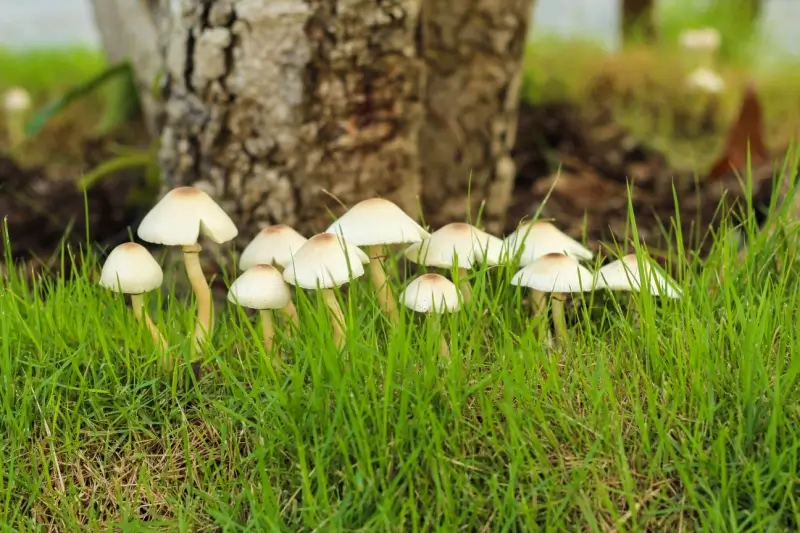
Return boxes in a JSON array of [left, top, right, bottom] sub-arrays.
[[136, 186, 238, 349], [238, 224, 307, 326], [283, 233, 369, 349], [3, 87, 31, 147], [325, 198, 429, 322], [401, 273, 461, 357], [404, 222, 494, 303], [99, 242, 169, 362], [596, 253, 682, 299], [503, 221, 594, 314], [510, 252, 595, 346], [227, 265, 292, 353]]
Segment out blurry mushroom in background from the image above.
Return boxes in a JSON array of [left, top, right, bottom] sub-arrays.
[[3, 87, 31, 147], [228, 265, 292, 354], [503, 220, 594, 267], [137, 186, 238, 350], [510, 253, 596, 346], [283, 233, 369, 349], [99, 242, 169, 367], [686, 66, 726, 94], [238, 224, 307, 326], [679, 27, 722, 69], [596, 253, 682, 299], [404, 223, 494, 304], [326, 198, 429, 323], [401, 273, 461, 357]]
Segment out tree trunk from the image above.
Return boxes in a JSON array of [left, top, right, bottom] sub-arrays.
[[621, 0, 656, 45], [157, 0, 424, 242], [419, 0, 534, 233], [88, 0, 163, 134]]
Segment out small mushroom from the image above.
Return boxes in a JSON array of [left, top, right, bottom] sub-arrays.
[[227, 265, 292, 354], [238, 224, 307, 326], [326, 198, 429, 322], [503, 220, 594, 266], [510, 252, 595, 346], [3, 87, 31, 147], [99, 243, 169, 364], [404, 222, 495, 303], [401, 273, 461, 357], [137, 186, 238, 349], [283, 233, 369, 349], [596, 253, 682, 299]]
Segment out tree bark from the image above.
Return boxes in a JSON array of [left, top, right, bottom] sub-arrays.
[[419, 0, 534, 234], [157, 0, 424, 242], [621, 0, 656, 45]]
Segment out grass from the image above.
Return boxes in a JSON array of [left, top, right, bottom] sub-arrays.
[[3, 156, 800, 530]]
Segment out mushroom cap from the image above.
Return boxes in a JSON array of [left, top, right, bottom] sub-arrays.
[[503, 221, 593, 265], [99, 242, 163, 294], [404, 223, 489, 269], [596, 254, 682, 298], [471, 228, 507, 266], [239, 225, 308, 271], [686, 67, 725, 94], [137, 186, 238, 246], [510, 252, 595, 293], [283, 233, 369, 290], [679, 27, 721, 51], [227, 265, 292, 309], [3, 87, 31, 111], [325, 197, 430, 246], [401, 273, 461, 314]]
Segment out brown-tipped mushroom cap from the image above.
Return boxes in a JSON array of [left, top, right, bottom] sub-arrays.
[[503, 221, 593, 265], [283, 233, 369, 290], [596, 254, 682, 298], [401, 273, 461, 314], [404, 223, 490, 269], [239, 225, 308, 271], [510, 252, 595, 293], [228, 265, 292, 309], [137, 186, 238, 246], [99, 243, 163, 294], [325, 198, 429, 246]]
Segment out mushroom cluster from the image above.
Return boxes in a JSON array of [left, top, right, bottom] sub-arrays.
[[97, 186, 683, 370]]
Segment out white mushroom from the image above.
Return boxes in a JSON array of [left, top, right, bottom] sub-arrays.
[[401, 273, 461, 357], [99, 243, 169, 361], [326, 198, 429, 322], [283, 233, 369, 348], [503, 220, 594, 266], [137, 186, 238, 349], [596, 254, 682, 299], [510, 252, 596, 345], [403, 222, 496, 303], [3, 87, 32, 147], [228, 265, 293, 353]]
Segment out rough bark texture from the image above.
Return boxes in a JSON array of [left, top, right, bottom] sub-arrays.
[[419, 0, 534, 234], [88, 0, 163, 134], [622, 0, 656, 44], [158, 0, 424, 243]]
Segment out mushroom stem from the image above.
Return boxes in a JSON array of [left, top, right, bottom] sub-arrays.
[[129, 293, 169, 358], [431, 313, 450, 358], [456, 267, 472, 304], [530, 289, 546, 314], [321, 289, 346, 349], [282, 301, 300, 327], [551, 293, 568, 346], [367, 244, 399, 322], [530, 289, 550, 342], [182, 243, 213, 349], [260, 309, 276, 352]]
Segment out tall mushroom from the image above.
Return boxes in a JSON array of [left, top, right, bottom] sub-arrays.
[[325, 198, 429, 322], [510, 253, 596, 346], [238, 224, 307, 326], [3, 87, 31, 147], [136, 186, 238, 350], [99, 242, 169, 366], [227, 265, 293, 354], [404, 222, 496, 303], [401, 273, 461, 357], [283, 233, 369, 349]]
